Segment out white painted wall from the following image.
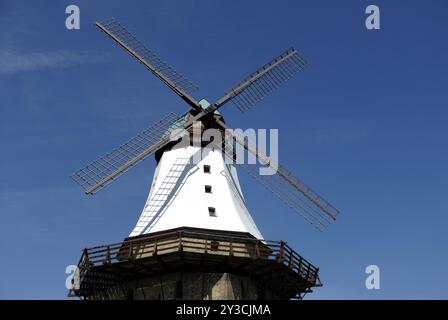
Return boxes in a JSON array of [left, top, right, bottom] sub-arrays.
[[129, 145, 263, 239]]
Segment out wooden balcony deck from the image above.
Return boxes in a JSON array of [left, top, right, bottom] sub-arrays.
[[70, 228, 321, 299]]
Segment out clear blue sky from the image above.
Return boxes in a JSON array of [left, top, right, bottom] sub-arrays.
[[1, 0, 447, 299]]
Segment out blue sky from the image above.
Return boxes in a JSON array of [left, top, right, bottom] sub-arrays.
[[1, 0, 447, 299]]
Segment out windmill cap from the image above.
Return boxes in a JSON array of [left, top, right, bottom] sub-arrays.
[[199, 98, 221, 115]]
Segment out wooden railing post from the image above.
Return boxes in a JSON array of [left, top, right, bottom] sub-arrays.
[[83, 248, 90, 267], [178, 231, 183, 252], [278, 241, 286, 263], [105, 246, 111, 265], [312, 268, 319, 284], [128, 242, 133, 260], [288, 251, 294, 269]]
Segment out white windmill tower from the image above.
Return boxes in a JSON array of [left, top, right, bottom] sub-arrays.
[[69, 19, 340, 300]]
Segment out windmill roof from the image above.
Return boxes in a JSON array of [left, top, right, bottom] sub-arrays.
[[162, 98, 221, 140]]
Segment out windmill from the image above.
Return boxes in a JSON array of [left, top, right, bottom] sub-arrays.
[[69, 19, 340, 300]]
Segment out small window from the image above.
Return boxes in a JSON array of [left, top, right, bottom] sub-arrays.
[[208, 207, 217, 217], [203, 165, 211, 173], [205, 185, 212, 193]]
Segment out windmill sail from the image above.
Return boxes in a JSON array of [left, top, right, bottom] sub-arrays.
[[71, 112, 186, 194], [220, 119, 339, 230], [214, 48, 306, 112], [96, 19, 201, 110], [241, 163, 338, 231]]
